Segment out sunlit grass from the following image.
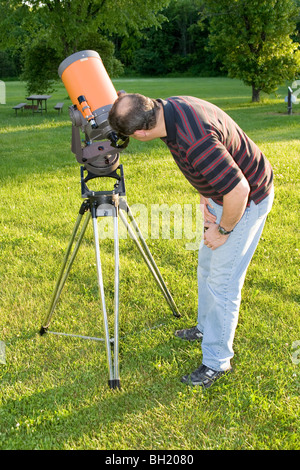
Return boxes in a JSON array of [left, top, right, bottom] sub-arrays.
[[0, 79, 299, 450]]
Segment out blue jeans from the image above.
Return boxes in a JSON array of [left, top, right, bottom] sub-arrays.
[[197, 187, 274, 371]]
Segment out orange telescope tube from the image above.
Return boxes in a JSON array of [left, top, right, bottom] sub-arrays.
[[58, 50, 118, 121]]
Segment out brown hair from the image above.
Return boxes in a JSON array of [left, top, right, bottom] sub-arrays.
[[108, 93, 159, 136]]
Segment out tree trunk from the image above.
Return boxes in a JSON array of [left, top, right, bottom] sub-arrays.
[[252, 86, 260, 102]]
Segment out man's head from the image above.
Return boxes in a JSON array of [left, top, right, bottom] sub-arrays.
[[108, 93, 164, 141]]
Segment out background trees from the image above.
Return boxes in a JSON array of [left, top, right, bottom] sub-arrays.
[[201, 0, 300, 102], [0, 0, 169, 93], [115, 0, 218, 77], [1, 0, 300, 102]]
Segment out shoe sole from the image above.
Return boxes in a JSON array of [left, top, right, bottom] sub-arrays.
[[174, 332, 203, 341], [181, 369, 232, 388]]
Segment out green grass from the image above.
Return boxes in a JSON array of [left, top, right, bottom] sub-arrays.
[[0, 78, 299, 450]]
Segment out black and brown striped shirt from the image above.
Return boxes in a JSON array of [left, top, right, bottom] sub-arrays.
[[159, 96, 273, 205]]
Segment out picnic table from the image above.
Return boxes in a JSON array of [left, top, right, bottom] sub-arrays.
[[26, 94, 52, 114], [13, 103, 27, 116], [54, 102, 64, 114]]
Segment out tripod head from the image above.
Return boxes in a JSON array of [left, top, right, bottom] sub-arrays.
[[58, 50, 129, 177], [80, 164, 126, 200]]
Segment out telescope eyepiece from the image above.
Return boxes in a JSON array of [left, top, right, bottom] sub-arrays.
[[108, 131, 129, 149]]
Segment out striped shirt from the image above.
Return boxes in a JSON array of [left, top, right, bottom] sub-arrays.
[[159, 96, 273, 205]]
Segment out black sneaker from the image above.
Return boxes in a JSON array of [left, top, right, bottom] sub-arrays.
[[174, 326, 203, 341], [181, 364, 232, 388]]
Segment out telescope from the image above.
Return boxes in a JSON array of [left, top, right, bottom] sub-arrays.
[[40, 50, 181, 390], [58, 50, 129, 178]]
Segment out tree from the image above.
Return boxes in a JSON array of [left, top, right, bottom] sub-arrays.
[[201, 0, 300, 101], [0, 0, 170, 92], [116, 0, 219, 77]]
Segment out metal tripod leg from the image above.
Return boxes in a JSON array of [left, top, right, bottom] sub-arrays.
[[112, 199, 120, 388], [119, 200, 181, 318], [40, 201, 90, 334], [91, 203, 115, 389]]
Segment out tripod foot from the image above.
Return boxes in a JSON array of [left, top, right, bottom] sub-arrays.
[[39, 326, 48, 336], [108, 379, 121, 390], [172, 309, 181, 318]]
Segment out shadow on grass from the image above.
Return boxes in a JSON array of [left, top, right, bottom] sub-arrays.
[[0, 322, 205, 449]]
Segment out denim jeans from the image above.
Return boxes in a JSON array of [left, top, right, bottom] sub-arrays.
[[197, 187, 274, 371]]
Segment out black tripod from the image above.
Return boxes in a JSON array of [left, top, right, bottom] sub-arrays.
[[39, 165, 181, 389]]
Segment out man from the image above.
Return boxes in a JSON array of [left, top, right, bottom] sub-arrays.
[[109, 93, 274, 388]]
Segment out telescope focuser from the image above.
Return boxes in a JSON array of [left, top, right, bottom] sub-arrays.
[[77, 95, 97, 129]]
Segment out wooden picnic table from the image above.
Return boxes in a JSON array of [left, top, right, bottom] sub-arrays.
[[26, 95, 52, 114]]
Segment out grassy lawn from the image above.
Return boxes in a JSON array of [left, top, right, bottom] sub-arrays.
[[0, 77, 299, 450]]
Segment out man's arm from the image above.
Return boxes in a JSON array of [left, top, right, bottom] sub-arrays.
[[219, 177, 250, 232], [204, 178, 250, 250]]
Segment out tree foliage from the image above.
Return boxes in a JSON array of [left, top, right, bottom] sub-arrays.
[[0, 0, 169, 92], [200, 0, 300, 101], [117, 0, 218, 77], [0, 0, 300, 101]]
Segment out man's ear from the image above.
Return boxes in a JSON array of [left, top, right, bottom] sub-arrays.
[[133, 129, 147, 138]]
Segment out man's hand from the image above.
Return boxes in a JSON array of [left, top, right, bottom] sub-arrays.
[[200, 195, 217, 224], [204, 222, 229, 250], [201, 178, 250, 250]]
